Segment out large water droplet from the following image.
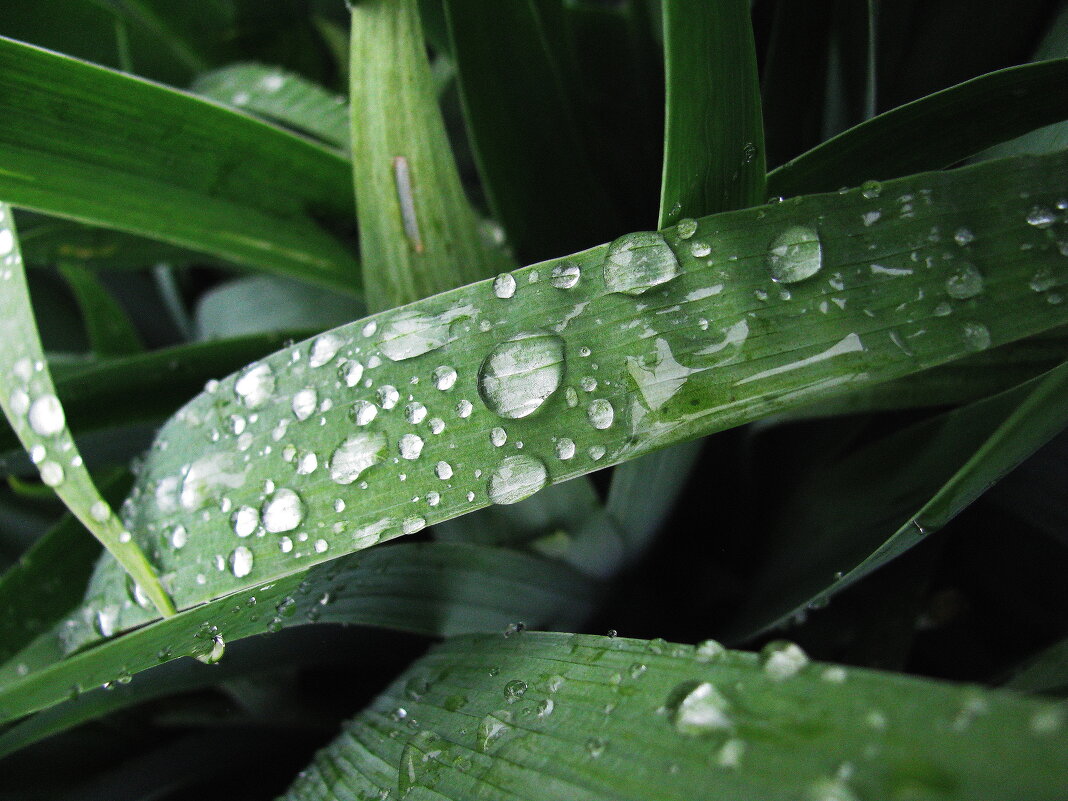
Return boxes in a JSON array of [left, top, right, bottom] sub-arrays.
[[603, 231, 681, 295], [477, 332, 565, 419], [261, 488, 305, 532], [309, 333, 343, 367], [945, 263, 984, 300], [767, 226, 823, 283], [40, 461, 64, 487], [229, 545, 254, 578], [27, 394, 64, 436], [493, 273, 517, 299], [671, 681, 732, 736], [488, 455, 548, 505], [235, 364, 275, 408], [330, 433, 386, 484], [379, 310, 450, 361], [587, 399, 615, 430], [550, 262, 581, 289]]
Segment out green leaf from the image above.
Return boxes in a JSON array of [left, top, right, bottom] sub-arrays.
[[0, 543, 595, 726], [658, 0, 765, 224], [768, 59, 1068, 198], [349, 0, 501, 310], [58, 263, 144, 356], [59, 149, 1068, 652], [444, 0, 620, 263], [0, 333, 302, 464], [0, 36, 359, 293], [730, 359, 1068, 638], [283, 631, 1068, 800], [1007, 636, 1068, 695], [0, 205, 174, 617], [192, 63, 349, 151]]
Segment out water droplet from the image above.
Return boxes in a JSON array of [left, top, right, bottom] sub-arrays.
[[456, 399, 473, 418], [690, 241, 712, 258], [536, 698, 554, 718], [477, 711, 512, 752], [405, 402, 427, 424], [379, 310, 450, 361], [378, 385, 400, 409], [399, 433, 424, 460], [28, 394, 64, 436], [676, 218, 698, 239], [314, 538, 329, 553], [229, 545, 253, 578], [504, 679, 528, 702], [954, 227, 975, 246], [671, 681, 732, 736], [550, 262, 581, 289], [435, 460, 453, 480], [309, 333, 343, 367], [261, 488, 305, 532], [296, 452, 318, 475], [488, 454, 548, 505], [767, 226, 823, 283], [586, 399, 614, 429], [1030, 268, 1056, 292], [860, 180, 882, 199], [197, 634, 226, 665], [235, 364, 274, 408], [432, 365, 457, 391], [292, 388, 317, 421], [807, 778, 860, 801], [171, 525, 188, 549], [585, 737, 607, 758], [180, 453, 246, 511], [330, 433, 386, 484], [490, 427, 507, 447], [1026, 205, 1056, 228], [477, 332, 565, 418], [603, 231, 681, 295], [351, 400, 378, 426], [232, 505, 259, 537], [946, 263, 984, 299], [696, 639, 726, 661], [493, 273, 517, 299], [760, 640, 809, 680], [962, 321, 991, 351], [555, 438, 576, 460]]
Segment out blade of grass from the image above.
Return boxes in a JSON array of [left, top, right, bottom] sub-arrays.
[[57, 264, 144, 356], [0, 332, 305, 466], [768, 58, 1068, 198], [282, 631, 1068, 801], [192, 63, 349, 151], [0, 36, 359, 292], [55, 149, 1068, 652], [349, 0, 501, 310], [0, 205, 173, 616], [610, 0, 765, 553], [1006, 636, 1068, 695], [731, 360, 1068, 638], [0, 543, 596, 726], [443, 0, 620, 263]]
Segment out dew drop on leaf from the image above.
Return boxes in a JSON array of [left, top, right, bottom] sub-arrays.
[[670, 681, 732, 736], [603, 231, 681, 295], [234, 363, 275, 408], [260, 487, 305, 532], [330, 433, 386, 485], [379, 310, 450, 361], [760, 640, 809, 680], [767, 226, 823, 284], [27, 394, 64, 436], [477, 332, 565, 418], [229, 545, 253, 578], [487, 454, 548, 505]]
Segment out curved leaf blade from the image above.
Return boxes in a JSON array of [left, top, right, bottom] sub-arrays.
[[283, 631, 1068, 800], [0, 36, 359, 292]]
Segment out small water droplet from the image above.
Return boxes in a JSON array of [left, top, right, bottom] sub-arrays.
[[550, 262, 581, 289], [342, 360, 364, 387], [962, 321, 991, 351], [946, 263, 984, 299], [435, 460, 453, 480], [585, 737, 608, 758], [603, 231, 681, 295], [432, 365, 457, 391], [478, 332, 565, 418], [330, 433, 386, 484], [296, 452, 318, 475], [351, 400, 378, 426], [476, 711, 512, 752], [292, 388, 317, 421], [232, 505, 259, 537], [1030, 268, 1056, 292], [378, 385, 400, 409], [676, 218, 698, 239], [695, 639, 726, 661], [235, 364, 274, 408], [456, 399, 473, 418], [405, 402, 427, 424], [504, 679, 528, 702], [860, 180, 882, 199], [954, 227, 975, 246], [670, 681, 732, 735], [555, 438, 576, 460], [399, 433, 424, 460], [767, 226, 823, 283], [490, 427, 507, 447], [690, 241, 712, 258], [493, 273, 517, 299], [760, 640, 809, 680], [1026, 205, 1056, 228], [488, 454, 548, 505], [196, 634, 226, 664], [229, 545, 253, 577]]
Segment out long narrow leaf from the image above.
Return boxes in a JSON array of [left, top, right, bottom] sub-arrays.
[[56, 149, 1068, 653], [283, 631, 1068, 800], [0, 37, 359, 292]]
